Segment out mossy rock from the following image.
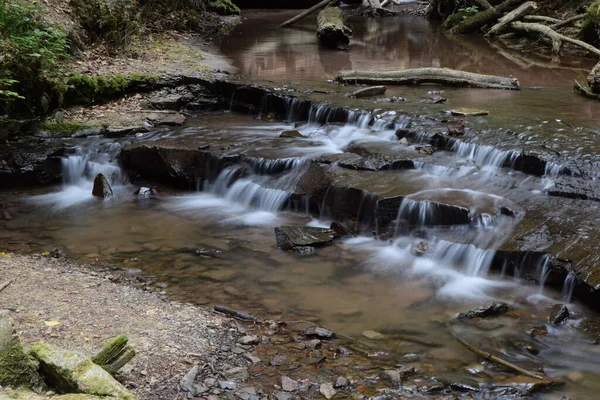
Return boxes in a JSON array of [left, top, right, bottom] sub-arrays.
[[581, 0, 600, 46], [0, 311, 42, 389], [40, 121, 91, 136], [64, 74, 159, 106], [210, 0, 241, 16]]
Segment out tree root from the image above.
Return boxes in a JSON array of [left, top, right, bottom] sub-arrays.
[[511, 21, 600, 57]]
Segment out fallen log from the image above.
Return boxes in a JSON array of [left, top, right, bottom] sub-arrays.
[[337, 68, 521, 90], [487, 1, 537, 36], [278, 0, 335, 28], [511, 21, 600, 57], [317, 7, 353, 49], [451, 0, 526, 35]]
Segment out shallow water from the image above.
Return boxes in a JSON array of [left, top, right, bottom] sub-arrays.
[[2, 10, 600, 399]]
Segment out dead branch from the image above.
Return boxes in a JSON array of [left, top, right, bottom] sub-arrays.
[[551, 13, 586, 30], [447, 323, 562, 387], [337, 68, 520, 90], [0, 280, 12, 293], [278, 0, 336, 29], [451, 0, 527, 35], [574, 80, 600, 100], [511, 21, 600, 57], [394, 333, 442, 347], [214, 305, 262, 322], [487, 1, 537, 36], [523, 15, 561, 24]]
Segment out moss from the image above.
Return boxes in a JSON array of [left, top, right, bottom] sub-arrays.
[[91, 335, 128, 366], [210, 0, 241, 16], [64, 73, 160, 105], [443, 12, 466, 29], [41, 121, 90, 136], [581, 0, 600, 46], [0, 341, 39, 388]]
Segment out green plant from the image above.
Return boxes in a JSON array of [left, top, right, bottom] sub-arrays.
[[457, 5, 479, 19]]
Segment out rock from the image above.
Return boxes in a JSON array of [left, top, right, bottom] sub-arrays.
[[425, 91, 447, 104], [350, 85, 387, 98], [274, 391, 295, 400], [134, 187, 157, 197], [236, 386, 259, 400], [244, 353, 261, 364], [28, 342, 136, 399], [149, 94, 183, 109], [281, 376, 299, 392], [92, 173, 114, 198], [280, 130, 306, 138], [219, 380, 237, 390], [0, 311, 41, 388], [305, 339, 321, 349], [329, 222, 354, 237], [447, 119, 465, 136], [334, 377, 348, 388], [527, 325, 548, 338], [275, 226, 338, 250], [270, 354, 287, 366], [547, 304, 570, 324], [319, 383, 336, 399], [294, 246, 316, 256], [450, 108, 489, 117], [152, 113, 186, 127], [362, 330, 384, 340], [238, 335, 260, 345], [224, 366, 249, 383], [456, 302, 510, 319], [380, 367, 416, 385], [91, 334, 135, 375], [180, 365, 199, 392], [302, 326, 335, 340], [567, 371, 585, 383], [399, 137, 408, 144]]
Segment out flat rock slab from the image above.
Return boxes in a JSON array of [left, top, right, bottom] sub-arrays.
[[274, 226, 338, 250], [451, 108, 489, 116], [350, 86, 387, 98]]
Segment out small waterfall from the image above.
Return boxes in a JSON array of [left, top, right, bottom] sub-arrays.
[[396, 198, 436, 232], [61, 155, 87, 185], [60, 149, 124, 186], [224, 180, 290, 211], [537, 255, 552, 294], [544, 162, 563, 178], [562, 272, 577, 303], [452, 141, 519, 169], [347, 110, 373, 128], [429, 240, 496, 276], [247, 157, 307, 175]]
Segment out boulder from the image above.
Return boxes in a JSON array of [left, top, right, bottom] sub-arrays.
[[0, 311, 42, 388], [547, 304, 570, 325], [28, 342, 137, 399], [149, 94, 183, 110], [134, 187, 158, 197], [274, 226, 338, 250], [92, 174, 113, 199]]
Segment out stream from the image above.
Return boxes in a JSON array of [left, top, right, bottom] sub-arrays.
[[2, 10, 600, 399]]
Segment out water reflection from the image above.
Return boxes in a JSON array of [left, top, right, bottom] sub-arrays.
[[220, 10, 596, 87]]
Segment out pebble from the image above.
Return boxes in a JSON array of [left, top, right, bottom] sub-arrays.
[[302, 326, 334, 339], [244, 353, 261, 364], [224, 366, 249, 383], [238, 335, 260, 345], [567, 371, 585, 383], [319, 383, 336, 399], [334, 376, 348, 388], [218, 380, 237, 390], [180, 365, 199, 392], [281, 376, 299, 392]]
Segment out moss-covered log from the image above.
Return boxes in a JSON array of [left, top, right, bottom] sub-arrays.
[[451, 0, 526, 34], [337, 68, 521, 90], [487, 1, 537, 36], [316, 7, 352, 50]]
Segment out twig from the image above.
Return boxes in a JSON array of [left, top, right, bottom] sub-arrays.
[[523, 15, 561, 24], [0, 280, 13, 293], [551, 13, 586, 30], [213, 305, 262, 322], [393, 333, 441, 347], [447, 323, 559, 384]]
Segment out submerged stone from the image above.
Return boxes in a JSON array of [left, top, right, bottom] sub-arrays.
[[91, 174, 113, 199], [274, 226, 337, 250]]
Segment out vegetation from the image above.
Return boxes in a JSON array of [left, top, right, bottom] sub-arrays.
[[210, 0, 241, 15], [40, 121, 91, 136], [581, 0, 600, 46], [443, 6, 479, 28], [0, 0, 70, 116]]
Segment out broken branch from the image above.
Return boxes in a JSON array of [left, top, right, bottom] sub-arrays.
[[551, 13, 586, 30], [278, 0, 336, 28], [511, 21, 600, 57], [214, 305, 262, 322], [337, 68, 520, 90], [487, 1, 537, 36]]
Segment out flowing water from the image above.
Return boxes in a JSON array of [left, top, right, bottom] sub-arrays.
[[2, 10, 600, 399]]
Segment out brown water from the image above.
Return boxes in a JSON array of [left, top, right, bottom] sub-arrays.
[[2, 11, 600, 399]]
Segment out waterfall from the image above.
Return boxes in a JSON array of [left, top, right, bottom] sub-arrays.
[[429, 240, 496, 277], [452, 141, 519, 169], [562, 272, 577, 303]]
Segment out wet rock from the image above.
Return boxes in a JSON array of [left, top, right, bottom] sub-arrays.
[[456, 302, 510, 319], [575, 317, 600, 340], [219, 380, 237, 390], [224, 366, 249, 383], [238, 335, 260, 345], [104, 126, 148, 138], [567, 371, 585, 383], [236, 386, 259, 400], [410, 240, 433, 256], [334, 376, 348, 388], [362, 330, 384, 340], [134, 187, 158, 197], [274, 226, 337, 250], [350, 85, 387, 98], [280, 130, 306, 138], [390, 96, 406, 102], [330, 222, 354, 237], [281, 376, 299, 392], [450, 108, 489, 116], [547, 177, 600, 202], [274, 391, 295, 400], [302, 326, 335, 339], [447, 119, 465, 136], [425, 91, 447, 104], [527, 325, 548, 338], [319, 382, 336, 399], [305, 339, 321, 349], [547, 304, 570, 324], [92, 173, 114, 198], [380, 367, 416, 385], [150, 94, 183, 110], [28, 342, 135, 398], [0, 311, 41, 388], [150, 113, 186, 127]]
